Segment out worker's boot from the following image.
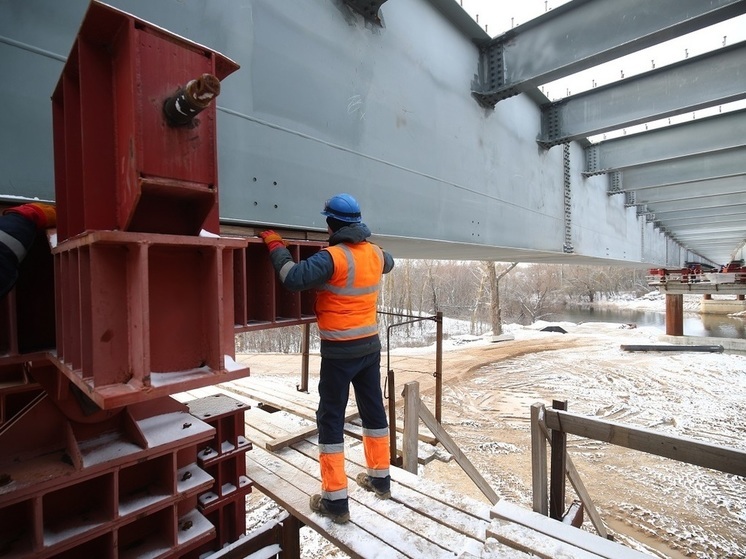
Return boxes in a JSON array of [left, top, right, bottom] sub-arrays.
[[356, 472, 391, 499], [309, 494, 350, 524]]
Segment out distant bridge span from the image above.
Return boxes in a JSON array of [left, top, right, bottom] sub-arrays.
[[2, 0, 745, 266]]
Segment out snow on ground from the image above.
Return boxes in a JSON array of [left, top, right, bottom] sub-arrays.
[[431, 321, 746, 559], [244, 294, 746, 558]]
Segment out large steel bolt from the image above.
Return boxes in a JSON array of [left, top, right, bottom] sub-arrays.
[[163, 73, 221, 126]]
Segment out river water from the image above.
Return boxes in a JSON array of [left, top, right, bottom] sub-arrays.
[[544, 306, 746, 339]]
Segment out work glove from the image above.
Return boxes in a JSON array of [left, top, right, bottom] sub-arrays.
[[4, 203, 56, 229], [260, 230, 288, 252]]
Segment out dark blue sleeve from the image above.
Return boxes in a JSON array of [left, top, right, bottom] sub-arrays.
[[268, 247, 334, 292], [382, 250, 394, 274], [0, 213, 38, 297]]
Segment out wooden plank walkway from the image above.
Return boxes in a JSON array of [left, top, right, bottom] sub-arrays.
[[176, 380, 655, 559]]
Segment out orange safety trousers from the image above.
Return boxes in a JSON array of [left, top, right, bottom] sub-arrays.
[[318, 432, 389, 501], [319, 446, 347, 501], [363, 429, 390, 479]]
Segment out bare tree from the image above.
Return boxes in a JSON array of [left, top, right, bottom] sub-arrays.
[[506, 265, 563, 323], [486, 262, 518, 335]]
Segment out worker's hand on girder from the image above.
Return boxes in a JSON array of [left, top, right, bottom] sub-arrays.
[[3, 203, 56, 229], [260, 230, 288, 252]]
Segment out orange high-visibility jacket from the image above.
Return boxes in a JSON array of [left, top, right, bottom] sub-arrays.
[[316, 241, 384, 341]]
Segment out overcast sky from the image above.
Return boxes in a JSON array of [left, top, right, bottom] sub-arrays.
[[457, 0, 746, 140]]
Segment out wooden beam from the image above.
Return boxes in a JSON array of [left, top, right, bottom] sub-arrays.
[[488, 520, 601, 559], [530, 403, 548, 516], [418, 397, 499, 505], [492, 501, 652, 559], [265, 414, 360, 451], [402, 382, 420, 474], [545, 409, 746, 477]]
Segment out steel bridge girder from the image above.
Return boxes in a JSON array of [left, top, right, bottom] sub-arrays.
[[539, 41, 746, 146], [471, 0, 746, 106]]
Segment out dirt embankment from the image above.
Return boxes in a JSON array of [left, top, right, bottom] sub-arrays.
[[406, 330, 746, 559]]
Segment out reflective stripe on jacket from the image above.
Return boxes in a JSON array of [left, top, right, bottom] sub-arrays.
[[316, 242, 383, 342]]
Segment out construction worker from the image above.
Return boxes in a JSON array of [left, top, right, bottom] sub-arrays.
[[0, 202, 56, 297], [260, 193, 394, 524]]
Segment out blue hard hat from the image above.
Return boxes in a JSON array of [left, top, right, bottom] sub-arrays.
[[321, 193, 362, 223]]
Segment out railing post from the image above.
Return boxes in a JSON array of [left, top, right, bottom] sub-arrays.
[[297, 323, 310, 392], [531, 403, 548, 515], [387, 368, 400, 466], [402, 382, 419, 473], [435, 311, 443, 424], [550, 399, 568, 520]]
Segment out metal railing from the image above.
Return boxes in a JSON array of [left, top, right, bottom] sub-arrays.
[[380, 310, 443, 466]]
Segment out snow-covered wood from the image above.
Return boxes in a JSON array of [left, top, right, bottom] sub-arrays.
[[489, 519, 604, 559], [246, 445, 466, 558], [491, 501, 654, 558], [418, 395, 500, 504], [289, 442, 487, 548], [544, 408, 746, 477]]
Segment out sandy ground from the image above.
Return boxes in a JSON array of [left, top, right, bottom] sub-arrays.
[[240, 321, 746, 558]]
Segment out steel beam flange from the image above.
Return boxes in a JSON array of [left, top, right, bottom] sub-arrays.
[[537, 101, 565, 149], [624, 191, 636, 208], [583, 144, 612, 176], [471, 40, 521, 108], [608, 172, 623, 196], [343, 0, 387, 24]]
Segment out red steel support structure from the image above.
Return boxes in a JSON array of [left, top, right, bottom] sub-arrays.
[[0, 2, 287, 557]]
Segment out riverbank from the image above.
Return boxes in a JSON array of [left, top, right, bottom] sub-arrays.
[[593, 291, 746, 317]]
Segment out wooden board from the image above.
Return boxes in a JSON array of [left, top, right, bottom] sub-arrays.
[[488, 519, 603, 559], [275, 441, 486, 552], [491, 501, 654, 559], [292, 440, 492, 535], [246, 446, 471, 558]]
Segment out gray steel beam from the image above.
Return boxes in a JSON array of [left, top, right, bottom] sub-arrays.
[[675, 227, 746, 239], [620, 148, 746, 191], [471, 0, 746, 106], [585, 109, 746, 174], [661, 216, 746, 230], [633, 176, 746, 204], [646, 193, 746, 213], [539, 41, 746, 146], [683, 240, 744, 249], [428, 0, 488, 42], [661, 206, 746, 222]]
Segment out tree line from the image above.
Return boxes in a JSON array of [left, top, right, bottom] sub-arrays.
[[236, 261, 651, 353]]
